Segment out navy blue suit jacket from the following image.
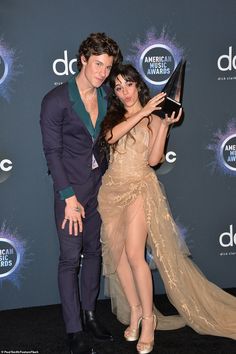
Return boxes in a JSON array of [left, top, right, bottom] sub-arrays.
[[40, 80, 108, 197]]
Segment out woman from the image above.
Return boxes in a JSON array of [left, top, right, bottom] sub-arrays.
[[98, 64, 236, 353]]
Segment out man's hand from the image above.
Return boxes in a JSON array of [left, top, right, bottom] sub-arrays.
[[61, 195, 85, 236]]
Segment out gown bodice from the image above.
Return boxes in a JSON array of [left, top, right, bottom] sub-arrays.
[[108, 121, 152, 180]]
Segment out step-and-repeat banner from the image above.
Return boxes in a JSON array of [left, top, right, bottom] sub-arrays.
[[0, 0, 235, 310]]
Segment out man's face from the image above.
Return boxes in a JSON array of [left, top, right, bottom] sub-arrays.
[[81, 53, 114, 88]]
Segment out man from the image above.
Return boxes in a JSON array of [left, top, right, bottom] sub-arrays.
[[40, 33, 122, 354]]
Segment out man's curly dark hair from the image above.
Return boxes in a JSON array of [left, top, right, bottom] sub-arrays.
[[76, 32, 123, 71]]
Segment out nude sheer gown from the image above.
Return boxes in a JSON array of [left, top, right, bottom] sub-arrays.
[[98, 120, 236, 340]]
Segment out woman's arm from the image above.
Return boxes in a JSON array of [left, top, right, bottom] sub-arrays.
[[106, 93, 166, 144], [148, 108, 183, 166]]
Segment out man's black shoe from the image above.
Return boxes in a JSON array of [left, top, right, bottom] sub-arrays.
[[83, 310, 114, 342], [68, 331, 95, 354]]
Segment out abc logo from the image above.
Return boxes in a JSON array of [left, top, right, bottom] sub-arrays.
[[52, 50, 77, 76], [166, 151, 176, 163], [157, 150, 177, 175], [217, 46, 236, 71], [219, 225, 236, 247], [0, 159, 12, 172], [0, 158, 13, 183]]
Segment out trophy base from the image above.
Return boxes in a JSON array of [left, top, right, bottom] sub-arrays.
[[161, 96, 181, 118]]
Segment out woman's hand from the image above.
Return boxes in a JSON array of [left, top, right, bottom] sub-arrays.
[[162, 107, 183, 127], [140, 92, 166, 117], [61, 195, 85, 236]]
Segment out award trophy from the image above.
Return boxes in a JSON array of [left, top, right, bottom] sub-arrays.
[[160, 59, 186, 118]]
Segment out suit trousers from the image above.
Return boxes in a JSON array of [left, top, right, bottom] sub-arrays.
[[54, 168, 102, 333]]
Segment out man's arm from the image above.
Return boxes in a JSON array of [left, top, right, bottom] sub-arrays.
[[40, 91, 74, 196], [40, 90, 85, 235]]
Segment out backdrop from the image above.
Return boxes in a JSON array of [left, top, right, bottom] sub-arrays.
[[0, 0, 236, 311]]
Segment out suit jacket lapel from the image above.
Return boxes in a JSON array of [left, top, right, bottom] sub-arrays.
[[68, 76, 107, 140]]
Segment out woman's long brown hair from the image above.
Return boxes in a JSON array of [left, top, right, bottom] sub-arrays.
[[100, 64, 151, 154]]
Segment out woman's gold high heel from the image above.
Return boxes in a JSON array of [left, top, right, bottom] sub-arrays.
[[136, 314, 157, 354], [124, 304, 142, 341]]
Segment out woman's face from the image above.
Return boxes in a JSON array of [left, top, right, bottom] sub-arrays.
[[114, 74, 141, 110]]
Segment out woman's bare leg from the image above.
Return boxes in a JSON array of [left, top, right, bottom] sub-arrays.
[[124, 196, 154, 344], [116, 248, 142, 331], [116, 196, 155, 344]]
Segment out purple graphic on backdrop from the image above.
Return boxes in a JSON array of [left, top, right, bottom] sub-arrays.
[[175, 219, 194, 249], [126, 28, 185, 92], [207, 119, 236, 176], [0, 222, 29, 288], [0, 38, 21, 102]]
